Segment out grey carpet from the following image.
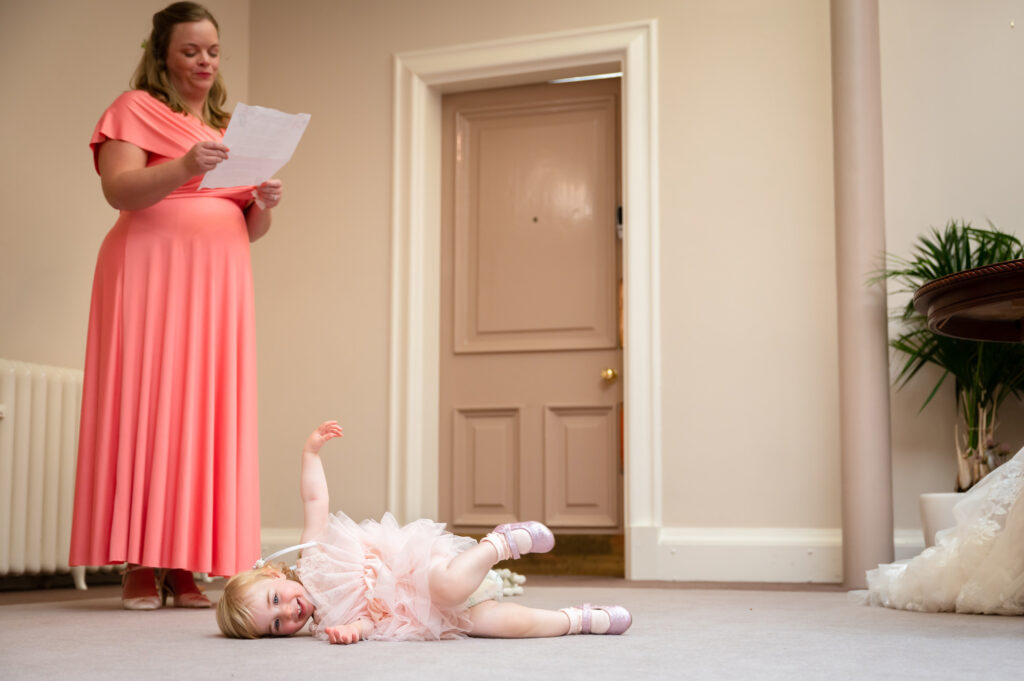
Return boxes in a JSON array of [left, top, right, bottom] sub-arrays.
[[2, 581, 1021, 680]]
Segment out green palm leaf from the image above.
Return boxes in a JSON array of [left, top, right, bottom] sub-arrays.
[[873, 220, 1024, 488]]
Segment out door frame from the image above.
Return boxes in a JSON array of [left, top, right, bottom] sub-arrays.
[[387, 20, 661, 579]]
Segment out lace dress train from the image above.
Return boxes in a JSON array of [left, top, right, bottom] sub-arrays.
[[863, 448, 1024, 615]]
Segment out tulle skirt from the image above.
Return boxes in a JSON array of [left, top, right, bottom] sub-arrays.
[[296, 512, 479, 641], [861, 448, 1024, 615]]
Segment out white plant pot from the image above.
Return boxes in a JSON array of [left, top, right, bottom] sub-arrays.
[[919, 492, 965, 548]]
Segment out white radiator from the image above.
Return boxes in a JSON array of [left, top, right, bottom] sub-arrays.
[[0, 358, 92, 588]]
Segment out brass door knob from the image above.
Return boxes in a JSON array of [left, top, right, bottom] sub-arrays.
[[601, 368, 618, 382]]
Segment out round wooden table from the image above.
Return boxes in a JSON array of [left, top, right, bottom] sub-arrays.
[[913, 258, 1024, 343]]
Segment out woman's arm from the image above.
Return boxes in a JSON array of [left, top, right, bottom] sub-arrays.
[[96, 139, 229, 211], [244, 179, 282, 242], [299, 420, 344, 543]]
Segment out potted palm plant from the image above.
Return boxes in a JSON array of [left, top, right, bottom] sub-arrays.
[[879, 220, 1024, 500]]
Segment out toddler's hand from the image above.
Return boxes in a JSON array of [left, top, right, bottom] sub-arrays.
[[305, 420, 343, 455], [324, 623, 362, 645]]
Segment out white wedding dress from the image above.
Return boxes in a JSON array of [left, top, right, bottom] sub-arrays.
[[863, 447, 1024, 615]]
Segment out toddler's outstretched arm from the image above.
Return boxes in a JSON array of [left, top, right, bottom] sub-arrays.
[[299, 420, 344, 543], [323, 618, 373, 645]]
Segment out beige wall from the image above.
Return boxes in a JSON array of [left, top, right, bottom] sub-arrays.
[[246, 0, 842, 555], [0, 0, 249, 367], [2, 0, 1021, 581], [879, 0, 1024, 532]]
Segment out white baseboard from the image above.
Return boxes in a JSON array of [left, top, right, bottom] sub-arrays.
[[265, 525, 926, 583], [629, 526, 926, 583], [648, 527, 844, 583], [893, 528, 925, 561]]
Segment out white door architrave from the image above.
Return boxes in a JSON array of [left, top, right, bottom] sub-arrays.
[[388, 20, 661, 578]]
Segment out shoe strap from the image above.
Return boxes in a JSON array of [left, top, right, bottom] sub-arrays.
[[581, 603, 593, 634], [499, 526, 521, 560]]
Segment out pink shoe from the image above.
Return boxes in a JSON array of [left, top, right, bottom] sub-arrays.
[[121, 565, 161, 611], [492, 521, 555, 559], [162, 569, 212, 609], [581, 604, 632, 635]]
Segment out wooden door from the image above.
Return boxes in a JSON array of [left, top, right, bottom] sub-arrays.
[[439, 79, 622, 534]]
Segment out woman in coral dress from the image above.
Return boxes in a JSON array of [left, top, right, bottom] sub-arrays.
[[69, 2, 281, 609]]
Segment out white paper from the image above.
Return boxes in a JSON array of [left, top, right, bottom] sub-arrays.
[[198, 103, 310, 189]]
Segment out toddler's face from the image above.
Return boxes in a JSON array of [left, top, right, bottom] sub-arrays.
[[245, 573, 315, 636]]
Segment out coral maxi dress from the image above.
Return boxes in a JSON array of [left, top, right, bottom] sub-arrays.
[[69, 90, 260, 577]]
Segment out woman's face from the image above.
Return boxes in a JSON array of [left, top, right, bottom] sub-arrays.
[[165, 19, 220, 106]]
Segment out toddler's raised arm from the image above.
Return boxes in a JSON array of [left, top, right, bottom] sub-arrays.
[[299, 420, 344, 543]]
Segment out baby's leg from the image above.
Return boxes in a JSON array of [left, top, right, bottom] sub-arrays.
[[428, 542, 501, 606], [429, 522, 554, 607], [466, 601, 570, 638]]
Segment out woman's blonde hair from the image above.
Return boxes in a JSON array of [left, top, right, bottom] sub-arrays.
[[216, 562, 300, 639], [131, 2, 230, 129]]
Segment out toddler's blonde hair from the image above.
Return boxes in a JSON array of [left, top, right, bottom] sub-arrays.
[[216, 562, 300, 639]]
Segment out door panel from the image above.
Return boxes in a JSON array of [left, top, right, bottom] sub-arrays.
[[440, 78, 622, 533], [451, 407, 522, 526], [544, 405, 619, 527], [454, 98, 618, 353]]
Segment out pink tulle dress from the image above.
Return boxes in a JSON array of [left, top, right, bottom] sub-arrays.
[[69, 90, 261, 577], [296, 512, 486, 641]]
